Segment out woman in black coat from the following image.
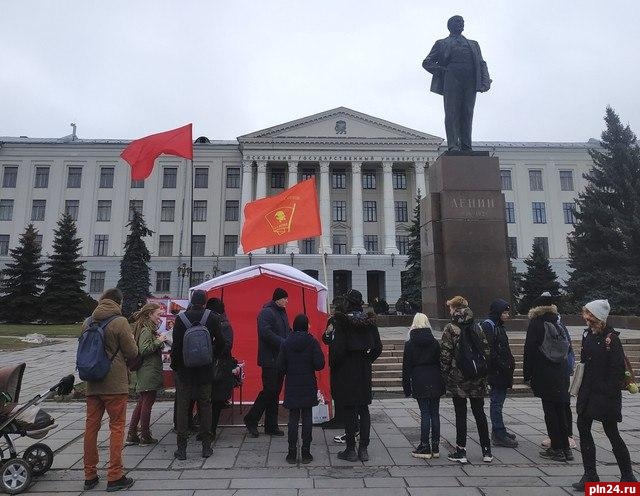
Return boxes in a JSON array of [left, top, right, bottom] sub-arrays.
[[277, 314, 325, 464], [523, 294, 571, 462], [402, 313, 445, 459], [330, 289, 382, 462], [572, 300, 637, 491]]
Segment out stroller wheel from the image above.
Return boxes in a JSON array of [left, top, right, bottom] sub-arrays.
[[1, 458, 32, 494], [23, 443, 53, 476]]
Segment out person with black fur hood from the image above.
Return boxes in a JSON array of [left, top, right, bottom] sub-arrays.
[[278, 314, 325, 464], [523, 292, 571, 462], [481, 298, 518, 448], [330, 289, 382, 462], [402, 313, 445, 459]]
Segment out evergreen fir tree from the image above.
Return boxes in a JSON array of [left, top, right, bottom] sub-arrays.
[[117, 210, 153, 317], [518, 240, 562, 314], [509, 259, 524, 314], [0, 224, 45, 323], [565, 107, 640, 314], [403, 193, 422, 311], [41, 214, 95, 323]]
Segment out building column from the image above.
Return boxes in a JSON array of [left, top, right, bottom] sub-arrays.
[[237, 159, 253, 255], [286, 160, 300, 254], [319, 161, 332, 254], [414, 160, 427, 197], [350, 161, 365, 254], [253, 160, 268, 254], [382, 161, 399, 255]]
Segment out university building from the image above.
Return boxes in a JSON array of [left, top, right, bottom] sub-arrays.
[[0, 107, 597, 303]]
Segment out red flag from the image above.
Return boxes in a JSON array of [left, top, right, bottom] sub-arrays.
[[241, 178, 322, 253], [120, 124, 193, 180]]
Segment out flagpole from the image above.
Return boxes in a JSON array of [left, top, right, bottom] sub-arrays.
[[188, 158, 194, 289], [319, 238, 329, 311]]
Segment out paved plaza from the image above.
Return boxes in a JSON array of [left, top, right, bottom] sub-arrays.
[[2, 336, 640, 495]]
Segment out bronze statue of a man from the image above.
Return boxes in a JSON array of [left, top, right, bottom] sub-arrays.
[[423, 15, 491, 152]]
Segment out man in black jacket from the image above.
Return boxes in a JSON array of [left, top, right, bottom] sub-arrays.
[[243, 288, 291, 437], [171, 290, 226, 460], [481, 298, 518, 448]]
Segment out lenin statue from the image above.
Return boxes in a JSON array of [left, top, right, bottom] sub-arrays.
[[423, 16, 492, 152]]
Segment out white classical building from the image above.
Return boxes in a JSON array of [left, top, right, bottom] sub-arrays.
[[0, 107, 596, 303]]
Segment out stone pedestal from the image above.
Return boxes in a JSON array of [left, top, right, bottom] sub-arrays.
[[421, 153, 510, 319]]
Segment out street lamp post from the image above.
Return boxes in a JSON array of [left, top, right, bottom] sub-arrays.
[[212, 252, 220, 277], [177, 262, 192, 298]]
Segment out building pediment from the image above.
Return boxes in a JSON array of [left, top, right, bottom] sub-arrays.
[[238, 107, 442, 145]]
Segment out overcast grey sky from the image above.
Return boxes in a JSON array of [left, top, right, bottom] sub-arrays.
[[2, 0, 639, 143]]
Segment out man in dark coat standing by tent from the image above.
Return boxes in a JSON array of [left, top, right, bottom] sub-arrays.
[[244, 287, 291, 437]]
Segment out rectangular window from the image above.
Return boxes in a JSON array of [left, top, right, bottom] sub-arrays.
[[532, 201, 547, 224], [223, 235, 238, 256], [34, 166, 49, 188], [362, 171, 376, 189], [191, 271, 205, 286], [192, 235, 205, 257], [155, 271, 171, 293], [332, 170, 346, 189], [0, 234, 9, 256], [529, 169, 543, 191], [534, 236, 549, 258], [302, 238, 315, 254], [363, 201, 377, 222], [505, 202, 516, 223], [99, 167, 114, 188], [563, 202, 576, 224], [31, 200, 46, 221], [332, 234, 347, 254], [163, 167, 177, 188], [94, 234, 109, 256], [194, 167, 209, 188], [226, 168, 240, 188], [500, 169, 512, 190], [131, 179, 145, 188], [393, 170, 407, 190], [396, 235, 409, 255], [67, 167, 82, 188], [270, 169, 285, 189], [332, 201, 347, 222], [193, 200, 207, 221], [65, 200, 79, 221], [89, 271, 106, 293], [0, 200, 13, 221], [364, 235, 379, 254], [300, 169, 315, 181], [161, 200, 175, 222], [158, 235, 173, 256], [507, 237, 518, 259], [97, 200, 112, 221], [225, 200, 239, 221], [559, 170, 574, 191], [395, 201, 408, 222], [128, 200, 143, 221], [34, 235, 43, 249], [2, 166, 17, 188], [268, 244, 286, 254]]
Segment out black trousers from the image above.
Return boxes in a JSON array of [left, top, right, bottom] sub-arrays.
[[287, 407, 312, 450], [541, 400, 569, 450], [578, 415, 633, 479], [211, 400, 226, 436], [244, 367, 283, 431], [443, 63, 477, 151], [452, 397, 490, 448], [344, 404, 370, 450], [174, 376, 212, 446]]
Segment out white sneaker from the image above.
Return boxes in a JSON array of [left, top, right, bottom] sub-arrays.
[[333, 432, 359, 444]]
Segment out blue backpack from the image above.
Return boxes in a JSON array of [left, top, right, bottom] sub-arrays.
[[76, 316, 120, 382], [178, 310, 213, 368]]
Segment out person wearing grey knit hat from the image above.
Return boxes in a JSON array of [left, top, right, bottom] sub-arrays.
[[583, 299, 610, 324]]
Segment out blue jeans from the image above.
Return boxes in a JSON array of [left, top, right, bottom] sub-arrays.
[[490, 388, 507, 434], [416, 397, 440, 447]]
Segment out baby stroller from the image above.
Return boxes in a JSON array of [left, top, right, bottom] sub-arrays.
[[0, 363, 74, 494]]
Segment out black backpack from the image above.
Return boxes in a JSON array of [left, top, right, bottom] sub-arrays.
[[539, 321, 570, 363], [456, 323, 488, 380]]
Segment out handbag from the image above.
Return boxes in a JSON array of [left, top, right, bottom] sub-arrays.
[[569, 362, 585, 396]]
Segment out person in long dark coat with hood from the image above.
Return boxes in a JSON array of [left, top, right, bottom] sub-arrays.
[[523, 292, 571, 462], [277, 314, 325, 464], [330, 289, 382, 462], [481, 298, 518, 448], [402, 313, 445, 459], [572, 300, 637, 491]]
